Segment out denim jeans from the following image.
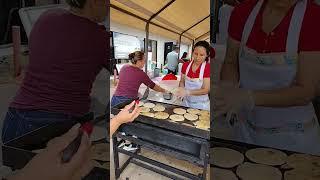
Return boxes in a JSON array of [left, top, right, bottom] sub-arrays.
[[2, 108, 76, 143], [111, 96, 135, 108]]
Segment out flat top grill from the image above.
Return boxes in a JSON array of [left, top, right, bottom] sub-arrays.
[[211, 137, 320, 156], [112, 100, 210, 139], [210, 138, 320, 179], [112, 99, 210, 179]]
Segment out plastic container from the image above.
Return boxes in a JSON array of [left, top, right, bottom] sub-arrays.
[[154, 68, 160, 77]]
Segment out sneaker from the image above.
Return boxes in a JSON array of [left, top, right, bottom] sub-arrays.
[[118, 139, 127, 148], [122, 143, 139, 152]]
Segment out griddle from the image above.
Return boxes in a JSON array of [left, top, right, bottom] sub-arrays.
[[113, 125, 209, 180], [112, 99, 210, 140], [112, 100, 210, 180], [210, 137, 320, 180], [2, 115, 108, 180]]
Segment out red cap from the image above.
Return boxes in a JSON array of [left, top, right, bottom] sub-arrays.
[[80, 122, 93, 136]]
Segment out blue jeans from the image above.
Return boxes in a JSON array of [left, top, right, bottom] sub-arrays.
[[111, 96, 135, 108], [2, 108, 77, 143]]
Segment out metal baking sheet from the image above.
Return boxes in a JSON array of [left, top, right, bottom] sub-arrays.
[[112, 100, 210, 139], [210, 138, 320, 180]]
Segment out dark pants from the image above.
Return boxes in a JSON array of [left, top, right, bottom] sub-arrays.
[[111, 96, 135, 108], [167, 69, 176, 75], [1, 108, 77, 143]]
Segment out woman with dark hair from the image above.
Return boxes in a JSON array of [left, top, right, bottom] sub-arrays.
[[179, 52, 189, 63], [216, 0, 320, 154], [111, 51, 168, 107], [2, 0, 108, 143], [174, 41, 211, 110], [181, 52, 188, 59]]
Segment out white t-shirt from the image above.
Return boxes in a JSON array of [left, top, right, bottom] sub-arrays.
[[166, 51, 179, 71]]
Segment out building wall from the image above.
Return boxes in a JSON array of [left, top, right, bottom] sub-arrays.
[[110, 21, 191, 67]]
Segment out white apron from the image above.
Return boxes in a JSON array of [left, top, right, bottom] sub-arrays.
[[183, 61, 210, 110], [235, 0, 320, 155]]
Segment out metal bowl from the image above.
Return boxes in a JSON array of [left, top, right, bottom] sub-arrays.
[[163, 92, 173, 100]]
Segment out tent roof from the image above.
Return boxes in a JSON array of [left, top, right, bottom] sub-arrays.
[[110, 0, 210, 44]]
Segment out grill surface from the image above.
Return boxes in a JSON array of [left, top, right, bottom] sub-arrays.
[[112, 100, 210, 139], [112, 100, 211, 180], [210, 138, 320, 180]]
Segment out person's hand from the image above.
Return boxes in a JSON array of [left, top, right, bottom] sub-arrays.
[[173, 87, 190, 98], [8, 124, 93, 180], [164, 89, 171, 94], [115, 101, 140, 124], [213, 82, 255, 118], [110, 101, 141, 135]]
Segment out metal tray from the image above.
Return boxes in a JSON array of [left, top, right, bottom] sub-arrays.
[[112, 100, 210, 140], [2, 119, 108, 180], [210, 138, 320, 180]]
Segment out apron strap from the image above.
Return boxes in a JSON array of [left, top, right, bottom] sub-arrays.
[[199, 62, 206, 79], [286, 0, 307, 57], [185, 61, 206, 80], [240, 0, 264, 46], [185, 61, 193, 77]]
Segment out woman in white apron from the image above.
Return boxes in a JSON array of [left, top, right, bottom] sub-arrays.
[[175, 41, 211, 110], [216, 0, 320, 155]]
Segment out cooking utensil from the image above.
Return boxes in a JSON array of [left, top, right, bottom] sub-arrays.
[[163, 92, 173, 100], [62, 112, 94, 163], [128, 87, 150, 112], [139, 87, 149, 101]]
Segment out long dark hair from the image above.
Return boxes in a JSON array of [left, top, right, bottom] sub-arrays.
[[193, 41, 210, 61], [181, 52, 188, 59], [128, 51, 144, 64]]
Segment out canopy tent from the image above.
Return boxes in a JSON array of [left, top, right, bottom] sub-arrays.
[[110, 0, 210, 71]]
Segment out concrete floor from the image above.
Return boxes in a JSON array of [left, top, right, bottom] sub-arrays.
[[109, 139, 210, 180]]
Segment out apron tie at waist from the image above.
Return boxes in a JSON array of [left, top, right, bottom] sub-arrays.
[[247, 117, 317, 134]]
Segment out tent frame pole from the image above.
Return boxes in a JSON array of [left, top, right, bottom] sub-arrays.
[[144, 0, 176, 72]]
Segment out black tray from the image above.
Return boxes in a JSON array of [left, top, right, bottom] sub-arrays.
[[112, 100, 210, 140], [2, 120, 109, 180], [210, 137, 320, 180]]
